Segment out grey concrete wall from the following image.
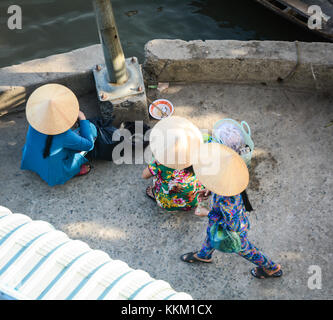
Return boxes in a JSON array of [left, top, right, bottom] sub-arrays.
[[1, 39, 332, 116], [0, 44, 104, 116], [143, 39, 333, 91]]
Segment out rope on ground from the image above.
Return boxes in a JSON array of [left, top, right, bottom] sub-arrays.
[[310, 63, 321, 91], [277, 41, 322, 90], [277, 40, 300, 83]]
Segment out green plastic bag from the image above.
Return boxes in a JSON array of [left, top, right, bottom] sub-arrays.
[[209, 222, 242, 253]]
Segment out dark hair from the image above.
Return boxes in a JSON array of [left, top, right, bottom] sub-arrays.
[[184, 165, 194, 174], [43, 135, 54, 159], [241, 190, 253, 212]]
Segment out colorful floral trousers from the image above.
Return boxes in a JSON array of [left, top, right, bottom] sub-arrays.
[[197, 212, 279, 271]]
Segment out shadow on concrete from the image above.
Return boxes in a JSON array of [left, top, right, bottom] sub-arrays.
[[0, 83, 332, 299]]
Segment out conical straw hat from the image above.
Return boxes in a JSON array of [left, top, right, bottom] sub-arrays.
[[149, 116, 203, 170], [26, 84, 79, 135], [193, 142, 249, 196]]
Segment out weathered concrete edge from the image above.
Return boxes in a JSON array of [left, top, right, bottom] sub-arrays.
[[1, 39, 333, 116], [143, 39, 333, 91], [0, 44, 105, 116]]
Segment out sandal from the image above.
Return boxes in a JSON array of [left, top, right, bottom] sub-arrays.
[[146, 186, 156, 202], [181, 251, 212, 263], [75, 164, 91, 177], [251, 264, 283, 279]]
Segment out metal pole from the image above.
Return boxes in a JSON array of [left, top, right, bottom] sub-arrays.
[[93, 0, 128, 84]]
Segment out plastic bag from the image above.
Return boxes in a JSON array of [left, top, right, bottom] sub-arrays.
[[209, 222, 242, 253], [212, 118, 254, 168], [87, 118, 123, 161]]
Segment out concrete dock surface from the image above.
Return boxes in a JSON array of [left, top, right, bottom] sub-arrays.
[[0, 82, 332, 299]]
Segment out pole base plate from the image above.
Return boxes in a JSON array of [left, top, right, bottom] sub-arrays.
[[93, 57, 146, 101]]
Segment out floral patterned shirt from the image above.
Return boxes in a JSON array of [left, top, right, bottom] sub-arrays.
[[148, 160, 204, 211]]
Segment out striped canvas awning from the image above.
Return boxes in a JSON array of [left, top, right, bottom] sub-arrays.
[[0, 206, 192, 300]]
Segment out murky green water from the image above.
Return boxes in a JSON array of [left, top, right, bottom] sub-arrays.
[[0, 0, 325, 68]]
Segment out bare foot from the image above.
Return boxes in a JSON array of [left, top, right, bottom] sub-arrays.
[[251, 265, 283, 278], [181, 251, 212, 263], [75, 164, 91, 177], [194, 206, 209, 217]]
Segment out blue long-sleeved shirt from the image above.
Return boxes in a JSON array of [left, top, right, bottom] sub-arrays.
[[208, 193, 250, 233], [21, 120, 96, 186]]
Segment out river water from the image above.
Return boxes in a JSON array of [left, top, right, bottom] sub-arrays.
[[0, 0, 325, 68]]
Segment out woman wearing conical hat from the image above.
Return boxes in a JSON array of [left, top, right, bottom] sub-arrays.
[[181, 133, 283, 279], [21, 84, 97, 186], [142, 116, 206, 213]]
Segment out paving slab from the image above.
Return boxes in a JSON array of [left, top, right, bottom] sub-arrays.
[[0, 83, 332, 299]]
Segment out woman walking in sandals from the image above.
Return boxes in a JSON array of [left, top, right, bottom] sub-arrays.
[[21, 84, 97, 186], [181, 141, 283, 279], [142, 116, 208, 214]]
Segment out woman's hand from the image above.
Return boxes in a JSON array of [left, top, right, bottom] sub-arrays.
[[196, 189, 211, 201], [78, 110, 86, 121]]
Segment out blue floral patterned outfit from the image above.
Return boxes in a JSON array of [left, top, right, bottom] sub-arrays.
[[197, 193, 278, 271]]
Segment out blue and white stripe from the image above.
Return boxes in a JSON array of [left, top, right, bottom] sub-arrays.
[[0, 206, 192, 300]]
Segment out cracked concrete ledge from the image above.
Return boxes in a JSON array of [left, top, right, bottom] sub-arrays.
[[143, 39, 333, 91], [0, 44, 104, 116], [1, 39, 333, 116]]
